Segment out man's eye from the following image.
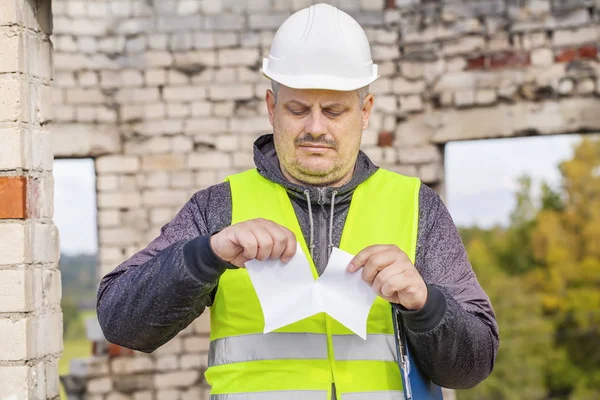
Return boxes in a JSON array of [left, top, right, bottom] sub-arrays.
[[289, 109, 307, 116], [325, 110, 344, 117]]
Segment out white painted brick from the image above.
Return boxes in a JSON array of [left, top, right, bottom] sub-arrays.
[[154, 370, 199, 389], [0, 223, 26, 265], [195, 171, 218, 187], [185, 118, 228, 134], [30, 222, 59, 263], [87, 377, 113, 394], [171, 171, 194, 188], [553, 26, 599, 47], [188, 151, 232, 169], [146, 51, 174, 67], [97, 155, 140, 173], [392, 78, 426, 95], [144, 103, 167, 120], [193, 311, 211, 334], [167, 103, 191, 118], [116, 88, 160, 103], [133, 391, 154, 400], [0, 77, 21, 122], [142, 172, 170, 189], [205, 14, 244, 30], [209, 84, 253, 100], [163, 86, 207, 101], [531, 48, 554, 67], [99, 227, 142, 246], [0, 366, 31, 399], [0, 269, 32, 312], [218, 48, 259, 66], [122, 69, 145, 87], [97, 175, 119, 191], [399, 95, 423, 112], [172, 136, 194, 153], [45, 359, 59, 398], [455, 90, 475, 107], [146, 69, 168, 85], [249, 12, 288, 29], [148, 34, 169, 50], [233, 152, 255, 168], [180, 353, 204, 370], [577, 79, 595, 94], [98, 209, 121, 227], [153, 337, 183, 356], [157, 355, 180, 371], [142, 154, 186, 171], [150, 208, 175, 225], [418, 162, 442, 183], [42, 269, 61, 308], [36, 312, 62, 356], [213, 101, 235, 116], [184, 336, 210, 353], [98, 192, 142, 209], [0, 318, 33, 360], [215, 135, 239, 151], [215, 67, 237, 83], [476, 89, 497, 105], [0, 128, 24, 170], [168, 69, 190, 85], [173, 50, 216, 67], [142, 189, 188, 207], [375, 95, 398, 113], [230, 117, 272, 134]]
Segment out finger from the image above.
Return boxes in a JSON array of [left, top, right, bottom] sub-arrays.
[[280, 226, 297, 263], [265, 224, 291, 260], [361, 250, 398, 285], [348, 245, 395, 272], [380, 275, 409, 298], [251, 226, 275, 261], [371, 264, 405, 295], [234, 228, 259, 261]]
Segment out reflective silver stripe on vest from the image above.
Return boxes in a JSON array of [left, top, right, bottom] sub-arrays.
[[333, 334, 397, 362], [209, 333, 328, 366], [211, 391, 328, 399], [343, 391, 405, 400]]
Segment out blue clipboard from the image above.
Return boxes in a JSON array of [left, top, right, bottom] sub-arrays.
[[392, 308, 443, 400]]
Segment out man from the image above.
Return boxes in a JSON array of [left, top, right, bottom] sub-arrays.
[[98, 4, 498, 399]]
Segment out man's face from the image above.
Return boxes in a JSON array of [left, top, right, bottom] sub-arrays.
[[266, 85, 374, 187]]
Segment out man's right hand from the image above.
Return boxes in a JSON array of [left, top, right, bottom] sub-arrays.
[[210, 218, 297, 268]]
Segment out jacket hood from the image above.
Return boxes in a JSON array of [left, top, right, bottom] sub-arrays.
[[253, 134, 379, 206]]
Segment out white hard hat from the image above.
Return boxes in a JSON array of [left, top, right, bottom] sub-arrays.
[[261, 3, 379, 91]]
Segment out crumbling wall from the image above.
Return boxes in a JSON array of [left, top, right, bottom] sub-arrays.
[[0, 0, 60, 399], [49, 0, 600, 399]]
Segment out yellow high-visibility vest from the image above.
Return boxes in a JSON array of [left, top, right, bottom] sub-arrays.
[[205, 168, 421, 400]]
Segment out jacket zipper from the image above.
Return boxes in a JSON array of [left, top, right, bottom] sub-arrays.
[[316, 188, 328, 274]]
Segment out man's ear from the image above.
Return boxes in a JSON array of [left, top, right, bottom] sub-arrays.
[[266, 89, 276, 127], [361, 93, 374, 130]]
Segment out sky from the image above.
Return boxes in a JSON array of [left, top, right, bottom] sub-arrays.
[[53, 134, 584, 255]]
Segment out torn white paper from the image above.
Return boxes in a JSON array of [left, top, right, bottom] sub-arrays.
[[245, 243, 377, 339]]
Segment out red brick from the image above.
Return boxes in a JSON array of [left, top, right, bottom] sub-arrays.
[[466, 55, 486, 70], [577, 45, 598, 60], [107, 343, 135, 357], [0, 177, 27, 219], [555, 48, 577, 63], [378, 131, 395, 147], [385, 0, 396, 9], [489, 51, 530, 69]]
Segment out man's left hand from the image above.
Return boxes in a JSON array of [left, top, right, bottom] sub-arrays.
[[347, 245, 428, 311]]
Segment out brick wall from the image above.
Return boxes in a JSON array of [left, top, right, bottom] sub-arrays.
[[49, 0, 600, 398], [0, 0, 60, 399]]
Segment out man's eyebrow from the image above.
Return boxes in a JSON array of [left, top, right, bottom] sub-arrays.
[[321, 102, 347, 108], [284, 100, 310, 107]]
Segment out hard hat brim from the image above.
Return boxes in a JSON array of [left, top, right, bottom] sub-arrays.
[[261, 69, 379, 92]]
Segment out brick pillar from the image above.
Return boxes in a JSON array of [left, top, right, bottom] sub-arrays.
[[0, 1, 61, 399]]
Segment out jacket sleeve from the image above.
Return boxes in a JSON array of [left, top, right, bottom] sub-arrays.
[[394, 184, 499, 389], [96, 183, 234, 353]]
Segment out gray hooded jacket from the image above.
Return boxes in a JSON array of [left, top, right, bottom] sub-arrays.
[[97, 134, 499, 390]]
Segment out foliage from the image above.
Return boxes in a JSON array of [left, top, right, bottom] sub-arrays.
[[458, 137, 600, 399]]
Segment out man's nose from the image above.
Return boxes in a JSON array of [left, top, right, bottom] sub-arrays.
[[304, 112, 327, 136]]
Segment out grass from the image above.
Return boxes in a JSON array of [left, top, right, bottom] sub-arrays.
[[59, 310, 96, 399]]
